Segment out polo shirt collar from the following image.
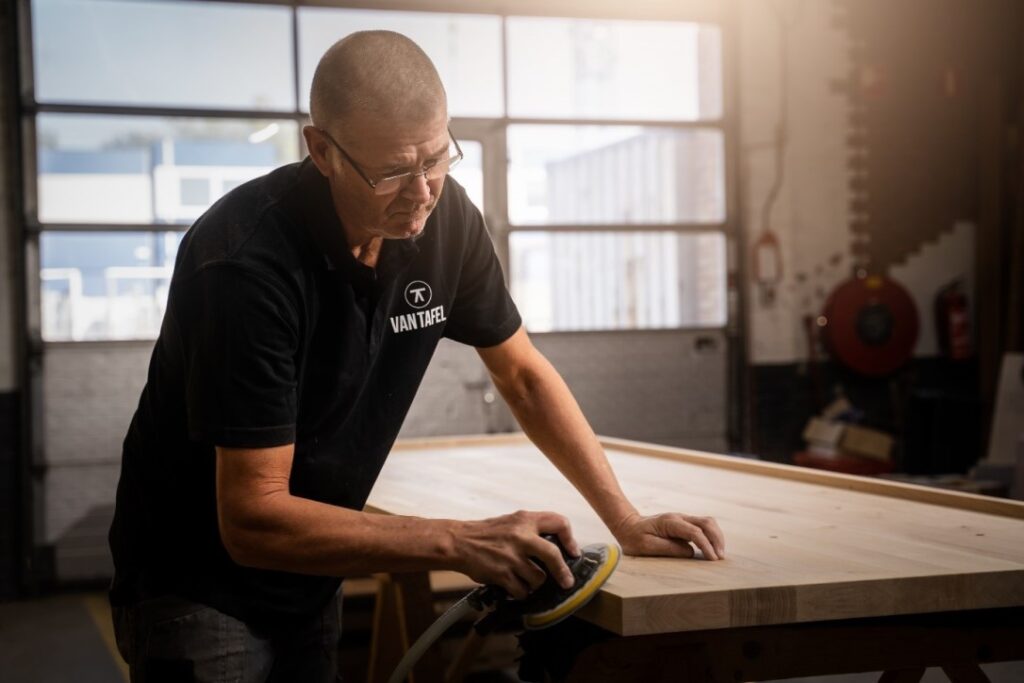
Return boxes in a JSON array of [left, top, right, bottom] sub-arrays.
[[297, 157, 421, 284]]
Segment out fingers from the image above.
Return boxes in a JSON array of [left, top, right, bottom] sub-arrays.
[[694, 516, 726, 559], [507, 560, 546, 599], [662, 515, 720, 561], [497, 567, 535, 600], [459, 510, 578, 596], [635, 535, 696, 559], [614, 512, 727, 561], [534, 512, 580, 557], [525, 533, 575, 590]]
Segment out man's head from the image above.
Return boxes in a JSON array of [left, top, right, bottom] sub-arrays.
[[304, 31, 452, 246]]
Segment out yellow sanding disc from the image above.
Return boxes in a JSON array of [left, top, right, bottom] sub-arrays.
[[522, 543, 620, 630]]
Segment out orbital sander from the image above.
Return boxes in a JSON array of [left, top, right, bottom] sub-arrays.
[[386, 535, 620, 683]]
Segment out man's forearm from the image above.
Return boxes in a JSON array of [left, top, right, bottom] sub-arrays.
[[491, 353, 639, 535], [220, 487, 583, 595], [216, 439, 585, 592], [222, 492, 460, 576]]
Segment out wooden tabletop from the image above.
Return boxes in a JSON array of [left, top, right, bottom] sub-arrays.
[[365, 434, 1024, 636]]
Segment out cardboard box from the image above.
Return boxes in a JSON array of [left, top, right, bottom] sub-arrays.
[[840, 424, 894, 462], [802, 418, 844, 451]]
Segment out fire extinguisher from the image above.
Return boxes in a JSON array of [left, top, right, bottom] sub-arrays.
[[935, 280, 972, 360], [752, 229, 783, 307]]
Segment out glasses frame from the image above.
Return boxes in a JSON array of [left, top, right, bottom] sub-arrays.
[[318, 126, 464, 195]]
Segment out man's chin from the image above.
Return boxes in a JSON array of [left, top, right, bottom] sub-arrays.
[[384, 215, 427, 239]]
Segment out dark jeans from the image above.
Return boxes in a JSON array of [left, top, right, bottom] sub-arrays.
[[112, 592, 342, 683]]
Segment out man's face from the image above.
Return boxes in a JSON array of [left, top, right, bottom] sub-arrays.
[[312, 111, 450, 244]]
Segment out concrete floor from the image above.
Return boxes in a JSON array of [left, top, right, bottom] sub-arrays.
[[0, 592, 1021, 682], [0, 593, 127, 683]]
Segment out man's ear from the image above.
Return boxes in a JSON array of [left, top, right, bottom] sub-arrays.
[[303, 125, 333, 178]]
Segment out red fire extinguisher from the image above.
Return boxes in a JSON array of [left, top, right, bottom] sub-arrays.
[[935, 280, 972, 360], [752, 229, 783, 307]]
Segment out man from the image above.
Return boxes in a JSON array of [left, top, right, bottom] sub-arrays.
[[109, 30, 726, 681]]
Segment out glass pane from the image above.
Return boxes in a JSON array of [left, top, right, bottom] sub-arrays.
[[37, 114, 300, 225], [41, 232, 184, 341], [507, 17, 722, 121], [448, 139, 484, 214], [298, 8, 503, 118], [510, 231, 727, 331], [508, 125, 725, 226], [32, 0, 295, 110]]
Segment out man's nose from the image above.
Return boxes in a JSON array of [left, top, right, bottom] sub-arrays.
[[400, 172, 432, 203]]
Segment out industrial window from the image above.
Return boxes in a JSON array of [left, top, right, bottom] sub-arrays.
[[505, 17, 722, 121], [36, 114, 299, 226], [23, 1, 732, 341], [506, 125, 725, 226], [32, 0, 296, 110], [40, 232, 182, 341], [504, 17, 728, 332], [297, 8, 504, 118], [510, 232, 727, 332]]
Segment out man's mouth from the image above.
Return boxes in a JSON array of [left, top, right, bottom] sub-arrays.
[[391, 200, 435, 218], [392, 209, 430, 223]]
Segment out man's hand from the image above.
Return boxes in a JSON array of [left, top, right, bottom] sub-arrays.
[[613, 512, 726, 561], [451, 510, 580, 599]]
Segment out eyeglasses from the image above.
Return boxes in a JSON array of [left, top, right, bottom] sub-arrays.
[[318, 127, 464, 196]]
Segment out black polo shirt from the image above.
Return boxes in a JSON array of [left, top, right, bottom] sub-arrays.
[[108, 158, 521, 622]]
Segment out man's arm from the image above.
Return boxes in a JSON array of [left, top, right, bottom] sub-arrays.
[[477, 326, 726, 561], [215, 444, 578, 598]]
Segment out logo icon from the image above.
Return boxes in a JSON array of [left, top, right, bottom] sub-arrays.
[[404, 280, 432, 310]]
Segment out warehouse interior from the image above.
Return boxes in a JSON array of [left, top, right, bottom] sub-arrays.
[[1, 0, 1023, 681]]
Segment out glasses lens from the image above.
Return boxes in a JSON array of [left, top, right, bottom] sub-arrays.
[[373, 177, 403, 195], [424, 159, 453, 181]]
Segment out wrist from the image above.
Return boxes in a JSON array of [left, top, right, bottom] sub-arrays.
[[434, 518, 466, 571], [604, 503, 641, 540]]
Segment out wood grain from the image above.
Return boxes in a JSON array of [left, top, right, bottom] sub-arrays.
[[366, 434, 1024, 636]]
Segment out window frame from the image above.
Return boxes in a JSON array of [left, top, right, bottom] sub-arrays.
[[17, 0, 743, 348]]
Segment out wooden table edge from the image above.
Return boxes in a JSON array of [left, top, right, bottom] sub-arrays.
[[393, 433, 1024, 519], [597, 435, 1024, 519]]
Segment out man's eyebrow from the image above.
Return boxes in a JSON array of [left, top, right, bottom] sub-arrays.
[[425, 140, 450, 160], [378, 141, 451, 173]]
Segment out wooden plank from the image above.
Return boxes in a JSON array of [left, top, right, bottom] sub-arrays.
[[599, 436, 1024, 519], [393, 433, 1024, 518], [369, 438, 1024, 636]]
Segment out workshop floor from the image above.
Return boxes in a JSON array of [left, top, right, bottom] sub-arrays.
[[1, 592, 1021, 683]]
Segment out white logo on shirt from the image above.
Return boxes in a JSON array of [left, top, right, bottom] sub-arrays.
[[391, 280, 446, 334], [404, 280, 432, 309]]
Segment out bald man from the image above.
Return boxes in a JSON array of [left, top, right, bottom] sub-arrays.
[[108, 31, 725, 681]]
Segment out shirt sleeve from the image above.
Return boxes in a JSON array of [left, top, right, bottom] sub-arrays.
[[175, 263, 300, 448], [443, 193, 522, 348]]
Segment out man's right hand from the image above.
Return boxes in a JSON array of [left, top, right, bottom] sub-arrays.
[[450, 511, 579, 600]]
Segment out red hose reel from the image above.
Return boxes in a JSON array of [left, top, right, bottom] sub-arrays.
[[820, 274, 919, 376]]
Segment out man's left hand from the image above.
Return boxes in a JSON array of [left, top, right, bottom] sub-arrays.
[[613, 512, 726, 561]]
